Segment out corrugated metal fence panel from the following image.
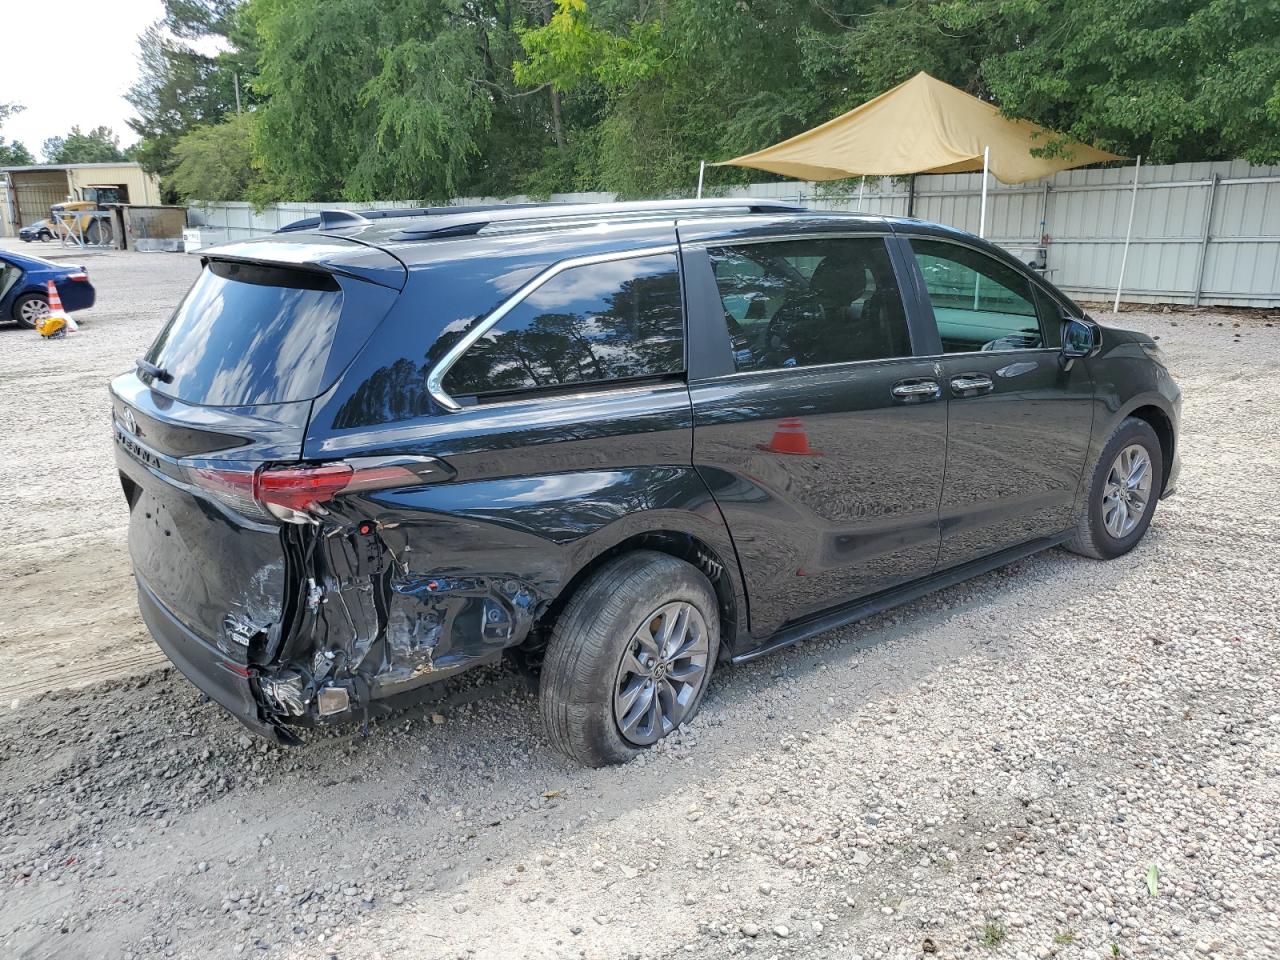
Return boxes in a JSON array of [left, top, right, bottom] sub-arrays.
[[1203, 165, 1280, 303], [188, 160, 1280, 307]]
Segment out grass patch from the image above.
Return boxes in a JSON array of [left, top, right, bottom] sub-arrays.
[[981, 920, 1007, 948], [1054, 930, 1076, 945]]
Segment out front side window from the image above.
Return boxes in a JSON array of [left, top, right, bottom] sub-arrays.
[[910, 239, 1045, 353], [442, 253, 683, 399], [707, 237, 911, 373]]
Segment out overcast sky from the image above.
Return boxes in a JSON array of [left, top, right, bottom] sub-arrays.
[[1, 0, 165, 159]]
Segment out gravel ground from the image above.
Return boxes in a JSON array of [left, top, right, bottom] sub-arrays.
[[1, 244, 1278, 960]]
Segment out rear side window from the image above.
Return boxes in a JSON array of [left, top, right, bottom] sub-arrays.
[[145, 260, 344, 406], [442, 253, 684, 400], [707, 237, 912, 372]]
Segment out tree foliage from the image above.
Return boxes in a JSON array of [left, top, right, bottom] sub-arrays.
[[0, 103, 35, 166], [944, 0, 1280, 165], [126, 0, 256, 190], [130, 0, 1280, 202], [171, 112, 258, 201], [247, 0, 564, 203], [41, 126, 127, 164]]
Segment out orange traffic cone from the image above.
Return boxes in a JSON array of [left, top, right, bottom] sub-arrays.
[[49, 280, 77, 332], [757, 417, 821, 456], [36, 280, 74, 338]]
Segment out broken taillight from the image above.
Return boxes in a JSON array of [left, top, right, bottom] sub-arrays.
[[190, 457, 451, 524], [256, 463, 354, 515]]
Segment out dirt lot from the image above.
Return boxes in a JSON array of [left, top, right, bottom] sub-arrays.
[[1, 244, 1277, 960]]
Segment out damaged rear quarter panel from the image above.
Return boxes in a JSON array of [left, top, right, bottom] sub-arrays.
[[353, 466, 738, 690], [295, 375, 747, 714]]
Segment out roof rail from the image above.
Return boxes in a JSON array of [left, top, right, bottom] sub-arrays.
[[383, 198, 805, 241], [272, 202, 558, 234], [274, 202, 556, 234], [274, 198, 805, 239]]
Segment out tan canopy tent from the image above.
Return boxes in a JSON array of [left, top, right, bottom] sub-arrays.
[[715, 72, 1121, 185], [706, 72, 1142, 309]]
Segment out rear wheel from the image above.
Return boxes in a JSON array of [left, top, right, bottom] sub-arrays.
[[1064, 416, 1163, 560], [540, 551, 720, 766], [13, 293, 49, 329]]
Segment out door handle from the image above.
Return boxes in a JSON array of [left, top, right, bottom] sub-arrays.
[[891, 378, 941, 401], [950, 374, 994, 395]]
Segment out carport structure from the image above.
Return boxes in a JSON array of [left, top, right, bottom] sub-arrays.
[[0, 162, 161, 238]]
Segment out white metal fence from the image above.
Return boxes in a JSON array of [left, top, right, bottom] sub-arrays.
[[187, 159, 1280, 308]]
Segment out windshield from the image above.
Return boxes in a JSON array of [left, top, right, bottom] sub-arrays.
[[145, 260, 344, 406]]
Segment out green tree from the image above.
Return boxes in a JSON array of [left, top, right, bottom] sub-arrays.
[[41, 125, 127, 164], [127, 0, 256, 188], [517, 0, 861, 196], [954, 0, 1280, 163], [0, 103, 35, 166], [170, 112, 259, 200], [247, 0, 564, 202]]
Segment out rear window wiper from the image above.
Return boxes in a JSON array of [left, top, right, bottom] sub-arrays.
[[136, 358, 174, 383]]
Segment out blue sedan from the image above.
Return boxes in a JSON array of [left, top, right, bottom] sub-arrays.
[[0, 249, 96, 328]]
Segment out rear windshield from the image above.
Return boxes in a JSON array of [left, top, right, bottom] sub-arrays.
[[145, 260, 343, 406]]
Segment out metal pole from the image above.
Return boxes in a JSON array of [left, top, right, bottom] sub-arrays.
[[1114, 155, 1142, 313], [907, 175, 916, 217], [235, 73, 242, 115], [858, 176, 865, 210], [1192, 173, 1220, 308], [696, 161, 706, 200], [978, 145, 990, 238]]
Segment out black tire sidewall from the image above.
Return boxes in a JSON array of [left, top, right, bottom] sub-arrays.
[[542, 552, 720, 766], [1086, 419, 1163, 559]]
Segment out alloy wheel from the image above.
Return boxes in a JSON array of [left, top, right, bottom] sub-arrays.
[[19, 298, 50, 325], [612, 601, 711, 746], [1101, 443, 1152, 539]]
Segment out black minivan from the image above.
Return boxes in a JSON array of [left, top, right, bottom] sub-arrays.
[[111, 200, 1181, 765]]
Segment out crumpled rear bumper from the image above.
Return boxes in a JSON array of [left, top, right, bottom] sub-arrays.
[[136, 578, 291, 743]]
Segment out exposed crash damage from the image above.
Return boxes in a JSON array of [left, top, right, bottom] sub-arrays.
[[251, 505, 547, 734]]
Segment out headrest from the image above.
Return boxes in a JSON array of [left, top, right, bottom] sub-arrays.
[[808, 253, 867, 304]]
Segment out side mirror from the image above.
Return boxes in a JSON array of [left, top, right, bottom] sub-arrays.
[[1061, 316, 1100, 359]]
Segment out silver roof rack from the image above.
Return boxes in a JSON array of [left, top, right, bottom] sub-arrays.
[[387, 198, 805, 240]]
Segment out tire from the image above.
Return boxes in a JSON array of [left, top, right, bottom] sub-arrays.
[[12, 292, 49, 329], [540, 550, 720, 767], [1064, 416, 1163, 560], [39, 230, 53, 242], [86, 220, 113, 246]]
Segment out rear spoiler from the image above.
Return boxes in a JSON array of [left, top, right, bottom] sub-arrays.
[[198, 236, 407, 290]]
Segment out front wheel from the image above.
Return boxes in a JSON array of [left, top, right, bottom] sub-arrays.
[[86, 219, 113, 246], [540, 551, 720, 767], [1064, 416, 1163, 560]]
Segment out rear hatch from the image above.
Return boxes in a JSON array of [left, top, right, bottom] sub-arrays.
[[111, 240, 404, 665]]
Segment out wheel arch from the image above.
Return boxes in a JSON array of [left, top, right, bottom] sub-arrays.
[[529, 528, 743, 662], [1124, 403, 1175, 494]]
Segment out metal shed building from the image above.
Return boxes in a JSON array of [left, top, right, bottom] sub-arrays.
[[0, 162, 161, 238]]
